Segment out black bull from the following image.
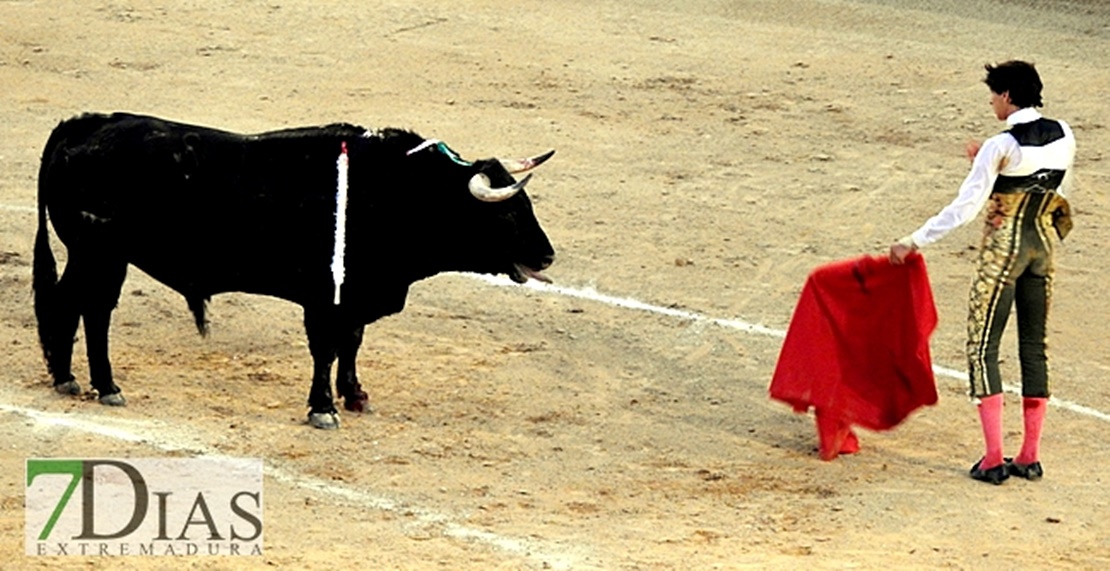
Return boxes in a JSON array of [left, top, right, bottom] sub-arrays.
[[33, 113, 555, 429]]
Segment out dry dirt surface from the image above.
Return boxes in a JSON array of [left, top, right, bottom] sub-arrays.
[[2, 0, 1109, 569]]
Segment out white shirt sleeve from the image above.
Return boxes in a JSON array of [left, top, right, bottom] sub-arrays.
[[1057, 120, 1077, 199], [909, 134, 1016, 248]]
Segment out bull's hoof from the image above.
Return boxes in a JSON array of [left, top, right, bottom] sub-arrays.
[[343, 393, 372, 414], [54, 380, 81, 396], [308, 412, 339, 430], [99, 393, 126, 407]]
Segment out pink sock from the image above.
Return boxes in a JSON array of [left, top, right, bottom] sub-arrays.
[[1015, 397, 1047, 465], [977, 394, 1004, 469]]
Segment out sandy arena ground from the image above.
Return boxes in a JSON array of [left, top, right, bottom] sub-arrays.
[[1, 0, 1109, 569]]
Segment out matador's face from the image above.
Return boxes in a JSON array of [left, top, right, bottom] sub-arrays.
[[990, 89, 1015, 121]]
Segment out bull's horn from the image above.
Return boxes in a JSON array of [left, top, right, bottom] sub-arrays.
[[469, 173, 532, 202], [499, 150, 555, 174]]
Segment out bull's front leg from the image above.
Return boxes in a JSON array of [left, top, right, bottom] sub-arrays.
[[303, 307, 340, 429], [336, 324, 370, 413]]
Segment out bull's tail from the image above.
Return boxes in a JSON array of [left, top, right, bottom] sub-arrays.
[[33, 149, 61, 374], [33, 194, 58, 304]]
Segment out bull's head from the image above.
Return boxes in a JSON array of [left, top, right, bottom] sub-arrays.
[[382, 133, 556, 285], [462, 149, 556, 284], [479, 150, 556, 283]]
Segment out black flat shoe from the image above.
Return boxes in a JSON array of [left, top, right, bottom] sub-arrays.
[[1005, 458, 1044, 481], [970, 458, 1009, 485]]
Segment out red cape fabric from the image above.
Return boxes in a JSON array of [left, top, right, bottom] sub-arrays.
[[769, 253, 938, 459]]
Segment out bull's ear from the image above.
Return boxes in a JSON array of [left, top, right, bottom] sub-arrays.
[[469, 173, 532, 202], [499, 150, 555, 175]]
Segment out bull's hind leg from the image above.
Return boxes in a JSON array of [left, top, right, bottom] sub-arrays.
[[336, 325, 370, 413], [63, 251, 128, 405], [84, 305, 125, 406], [304, 307, 340, 429]]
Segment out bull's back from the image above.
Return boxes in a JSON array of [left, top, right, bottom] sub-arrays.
[[39, 113, 351, 304]]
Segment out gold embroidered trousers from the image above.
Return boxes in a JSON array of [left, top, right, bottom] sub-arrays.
[[966, 191, 1066, 398]]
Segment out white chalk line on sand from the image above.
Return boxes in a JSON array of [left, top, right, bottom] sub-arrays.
[[0, 400, 583, 570], [467, 273, 1110, 423]]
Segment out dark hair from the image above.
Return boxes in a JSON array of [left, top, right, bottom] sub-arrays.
[[984, 60, 1043, 108]]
